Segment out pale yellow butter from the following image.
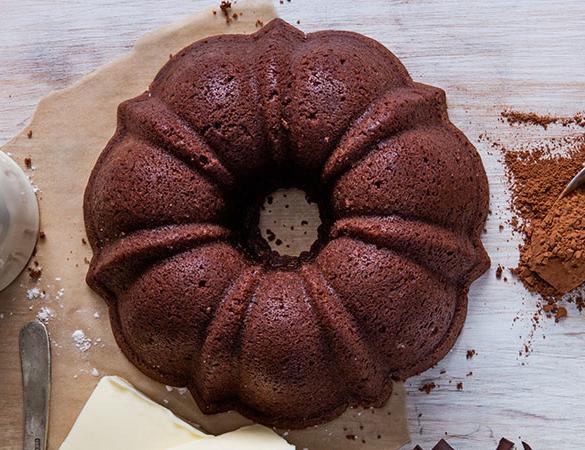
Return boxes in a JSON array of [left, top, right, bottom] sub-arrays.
[[59, 376, 207, 450], [167, 424, 295, 450]]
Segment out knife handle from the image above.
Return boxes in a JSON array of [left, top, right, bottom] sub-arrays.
[[19, 321, 51, 450]]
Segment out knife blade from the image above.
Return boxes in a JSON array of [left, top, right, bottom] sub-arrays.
[[19, 321, 51, 450]]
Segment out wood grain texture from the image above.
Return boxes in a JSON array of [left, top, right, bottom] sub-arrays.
[[1, 0, 585, 449]]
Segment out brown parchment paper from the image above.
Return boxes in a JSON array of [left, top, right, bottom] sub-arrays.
[[0, 2, 409, 449]]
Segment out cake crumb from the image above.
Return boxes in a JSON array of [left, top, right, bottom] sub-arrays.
[[28, 264, 42, 281], [466, 349, 476, 359], [27, 130, 33, 139], [24, 157, 32, 169], [219, 1, 232, 24], [419, 382, 437, 394], [255, 19, 264, 28], [456, 382, 464, 391], [555, 306, 568, 321]]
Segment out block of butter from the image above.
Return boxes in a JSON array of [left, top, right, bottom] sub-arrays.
[[167, 424, 295, 450], [59, 376, 208, 450], [59, 376, 295, 450]]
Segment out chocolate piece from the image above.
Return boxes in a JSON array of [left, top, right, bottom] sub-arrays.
[[496, 438, 515, 450], [433, 440, 455, 450]]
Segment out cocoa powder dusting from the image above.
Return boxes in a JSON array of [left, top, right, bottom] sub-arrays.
[[528, 191, 585, 294], [501, 129, 585, 301], [501, 110, 585, 129]]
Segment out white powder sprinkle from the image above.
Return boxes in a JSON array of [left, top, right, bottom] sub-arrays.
[[0, 313, 4, 319], [56, 288, 65, 299], [162, 399, 169, 404], [93, 311, 100, 319], [55, 277, 62, 281], [36, 307, 55, 323], [72, 329, 92, 352], [175, 387, 188, 396], [164, 386, 188, 395], [26, 287, 43, 300], [90, 368, 100, 377]]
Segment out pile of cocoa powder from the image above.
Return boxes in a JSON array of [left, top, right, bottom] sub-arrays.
[[498, 110, 585, 310]]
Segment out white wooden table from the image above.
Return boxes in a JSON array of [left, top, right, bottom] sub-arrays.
[[1, 1, 585, 448]]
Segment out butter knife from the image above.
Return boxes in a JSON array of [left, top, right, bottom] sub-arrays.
[[19, 321, 51, 450]]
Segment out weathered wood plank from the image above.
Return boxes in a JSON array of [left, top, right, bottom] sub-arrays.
[[1, 1, 584, 448]]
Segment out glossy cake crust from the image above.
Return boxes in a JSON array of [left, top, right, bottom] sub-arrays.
[[84, 19, 490, 429]]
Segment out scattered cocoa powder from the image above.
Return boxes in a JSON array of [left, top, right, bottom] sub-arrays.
[[39, 231, 46, 240], [495, 265, 504, 279], [528, 190, 585, 293], [501, 125, 585, 301], [456, 382, 463, 391], [494, 110, 585, 353], [24, 157, 32, 169], [255, 19, 264, 28], [501, 110, 585, 129], [466, 349, 476, 359], [27, 129, 33, 139]]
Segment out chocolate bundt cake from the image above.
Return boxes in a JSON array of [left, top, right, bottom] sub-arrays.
[[84, 19, 490, 429]]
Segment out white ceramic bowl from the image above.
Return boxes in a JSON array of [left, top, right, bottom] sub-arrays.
[[0, 152, 39, 291]]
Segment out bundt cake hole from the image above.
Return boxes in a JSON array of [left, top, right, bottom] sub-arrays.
[[258, 188, 322, 258], [229, 179, 332, 268]]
